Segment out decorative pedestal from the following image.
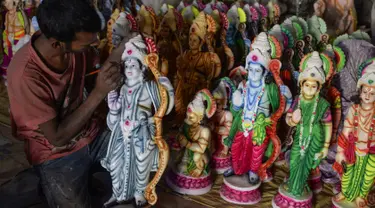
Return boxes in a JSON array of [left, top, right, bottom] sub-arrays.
[[220, 174, 262, 205], [166, 169, 213, 195], [272, 182, 313, 208], [332, 197, 357, 208], [308, 171, 322, 194], [211, 155, 231, 174]]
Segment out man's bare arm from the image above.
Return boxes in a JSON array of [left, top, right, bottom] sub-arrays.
[[40, 63, 122, 147]]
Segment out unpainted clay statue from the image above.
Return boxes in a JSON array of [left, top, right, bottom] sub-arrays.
[[314, 0, 357, 37], [174, 12, 221, 124]]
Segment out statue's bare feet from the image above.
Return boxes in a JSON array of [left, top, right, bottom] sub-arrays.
[[248, 171, 260, 185], [334, 193, 346, 202], [223, 168, 234, 177], [134, 193, 147, 207], [103, 195, 117, 208], [355, 197, 368, 208]]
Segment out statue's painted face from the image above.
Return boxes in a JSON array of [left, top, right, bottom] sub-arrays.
[[185, 97, 204, 125], [124, 58, 143, 80], [301, 80, 319, 100], [3, 0, 19, 11], [247, 63, 264, 83], [189, 34, 202, 50], [360, 86, 375, 104]]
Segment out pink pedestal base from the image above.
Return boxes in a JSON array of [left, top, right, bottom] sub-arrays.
[[219, 175, 261, 205], [332, 197, 357, 208], [211, 155, 231, 174], [308, 171, 322, 194], [272, 183, 313, 208], [166, 169, 213, 195]]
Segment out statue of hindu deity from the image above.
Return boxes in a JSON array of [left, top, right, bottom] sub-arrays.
[[111, 12, 138, 50], [180, 5, 199, 51], [166, 89, 217, 195], [174, 11, 221, 125], [2, 0, 32, 84], [273, 51, 333, 208], [220, 32, 292, 205], [101, 35, 174, 207], [226, 4, 249, 68], [157, 6, 183, 81], [136, 4, 158, 41], [209, 9, 234, 77], [210, 77, 235, 174], [332, 59, 375, 208], [314, 0, 357, 37]]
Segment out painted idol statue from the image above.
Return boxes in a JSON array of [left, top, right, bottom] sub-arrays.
[[220, 32, 292, 205], [273, 51, 333, 208], [166, 89, 217, 195], [101, 35, 174, 207], [333, 58, 375, 208]]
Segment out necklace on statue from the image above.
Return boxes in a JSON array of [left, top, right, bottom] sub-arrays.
[[297, 93, 319, 158]]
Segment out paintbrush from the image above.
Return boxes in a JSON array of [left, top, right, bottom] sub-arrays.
[[85, 61, 121, 77]]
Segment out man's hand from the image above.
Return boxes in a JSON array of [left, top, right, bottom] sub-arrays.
[[93, 62, 122, 98]]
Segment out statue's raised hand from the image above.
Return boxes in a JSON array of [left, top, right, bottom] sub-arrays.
[[232, 90, 243, 107], [291, 109, 301, 124], [108, 90, 122, 111]]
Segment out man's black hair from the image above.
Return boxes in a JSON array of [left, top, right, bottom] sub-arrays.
[[37, 0, 102, 42]]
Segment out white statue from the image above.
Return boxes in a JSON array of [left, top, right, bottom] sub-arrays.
[[101, 35, 174, 207]]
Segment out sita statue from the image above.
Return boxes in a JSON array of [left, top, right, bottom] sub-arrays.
[[332, 58, 375, 208], [174, 11, 221, 124], [273, 51, 333, 208], [166, 89, 217, 195], [2, 0, 33, 85], [210, 77, 236, 174], [220, 32, 292, 205], [101, 35, 174, 207]]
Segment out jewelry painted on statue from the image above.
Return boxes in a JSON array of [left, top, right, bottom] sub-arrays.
[[297, 93, 320, 157]]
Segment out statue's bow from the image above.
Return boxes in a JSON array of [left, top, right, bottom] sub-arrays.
[[143, 37, 170, 205]]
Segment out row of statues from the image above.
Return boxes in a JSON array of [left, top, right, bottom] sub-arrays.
[[1, 0, 375, 207], [97, 0, 375, 208]]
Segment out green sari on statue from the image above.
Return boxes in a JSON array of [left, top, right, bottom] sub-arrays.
[[287, 96, 331, 196]]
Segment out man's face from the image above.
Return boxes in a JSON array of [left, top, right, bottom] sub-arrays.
[[124, 58, 143, 80], [247, 63, 264, 83], [65, 32, 99, 53], [360, 86, 375, 104]]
